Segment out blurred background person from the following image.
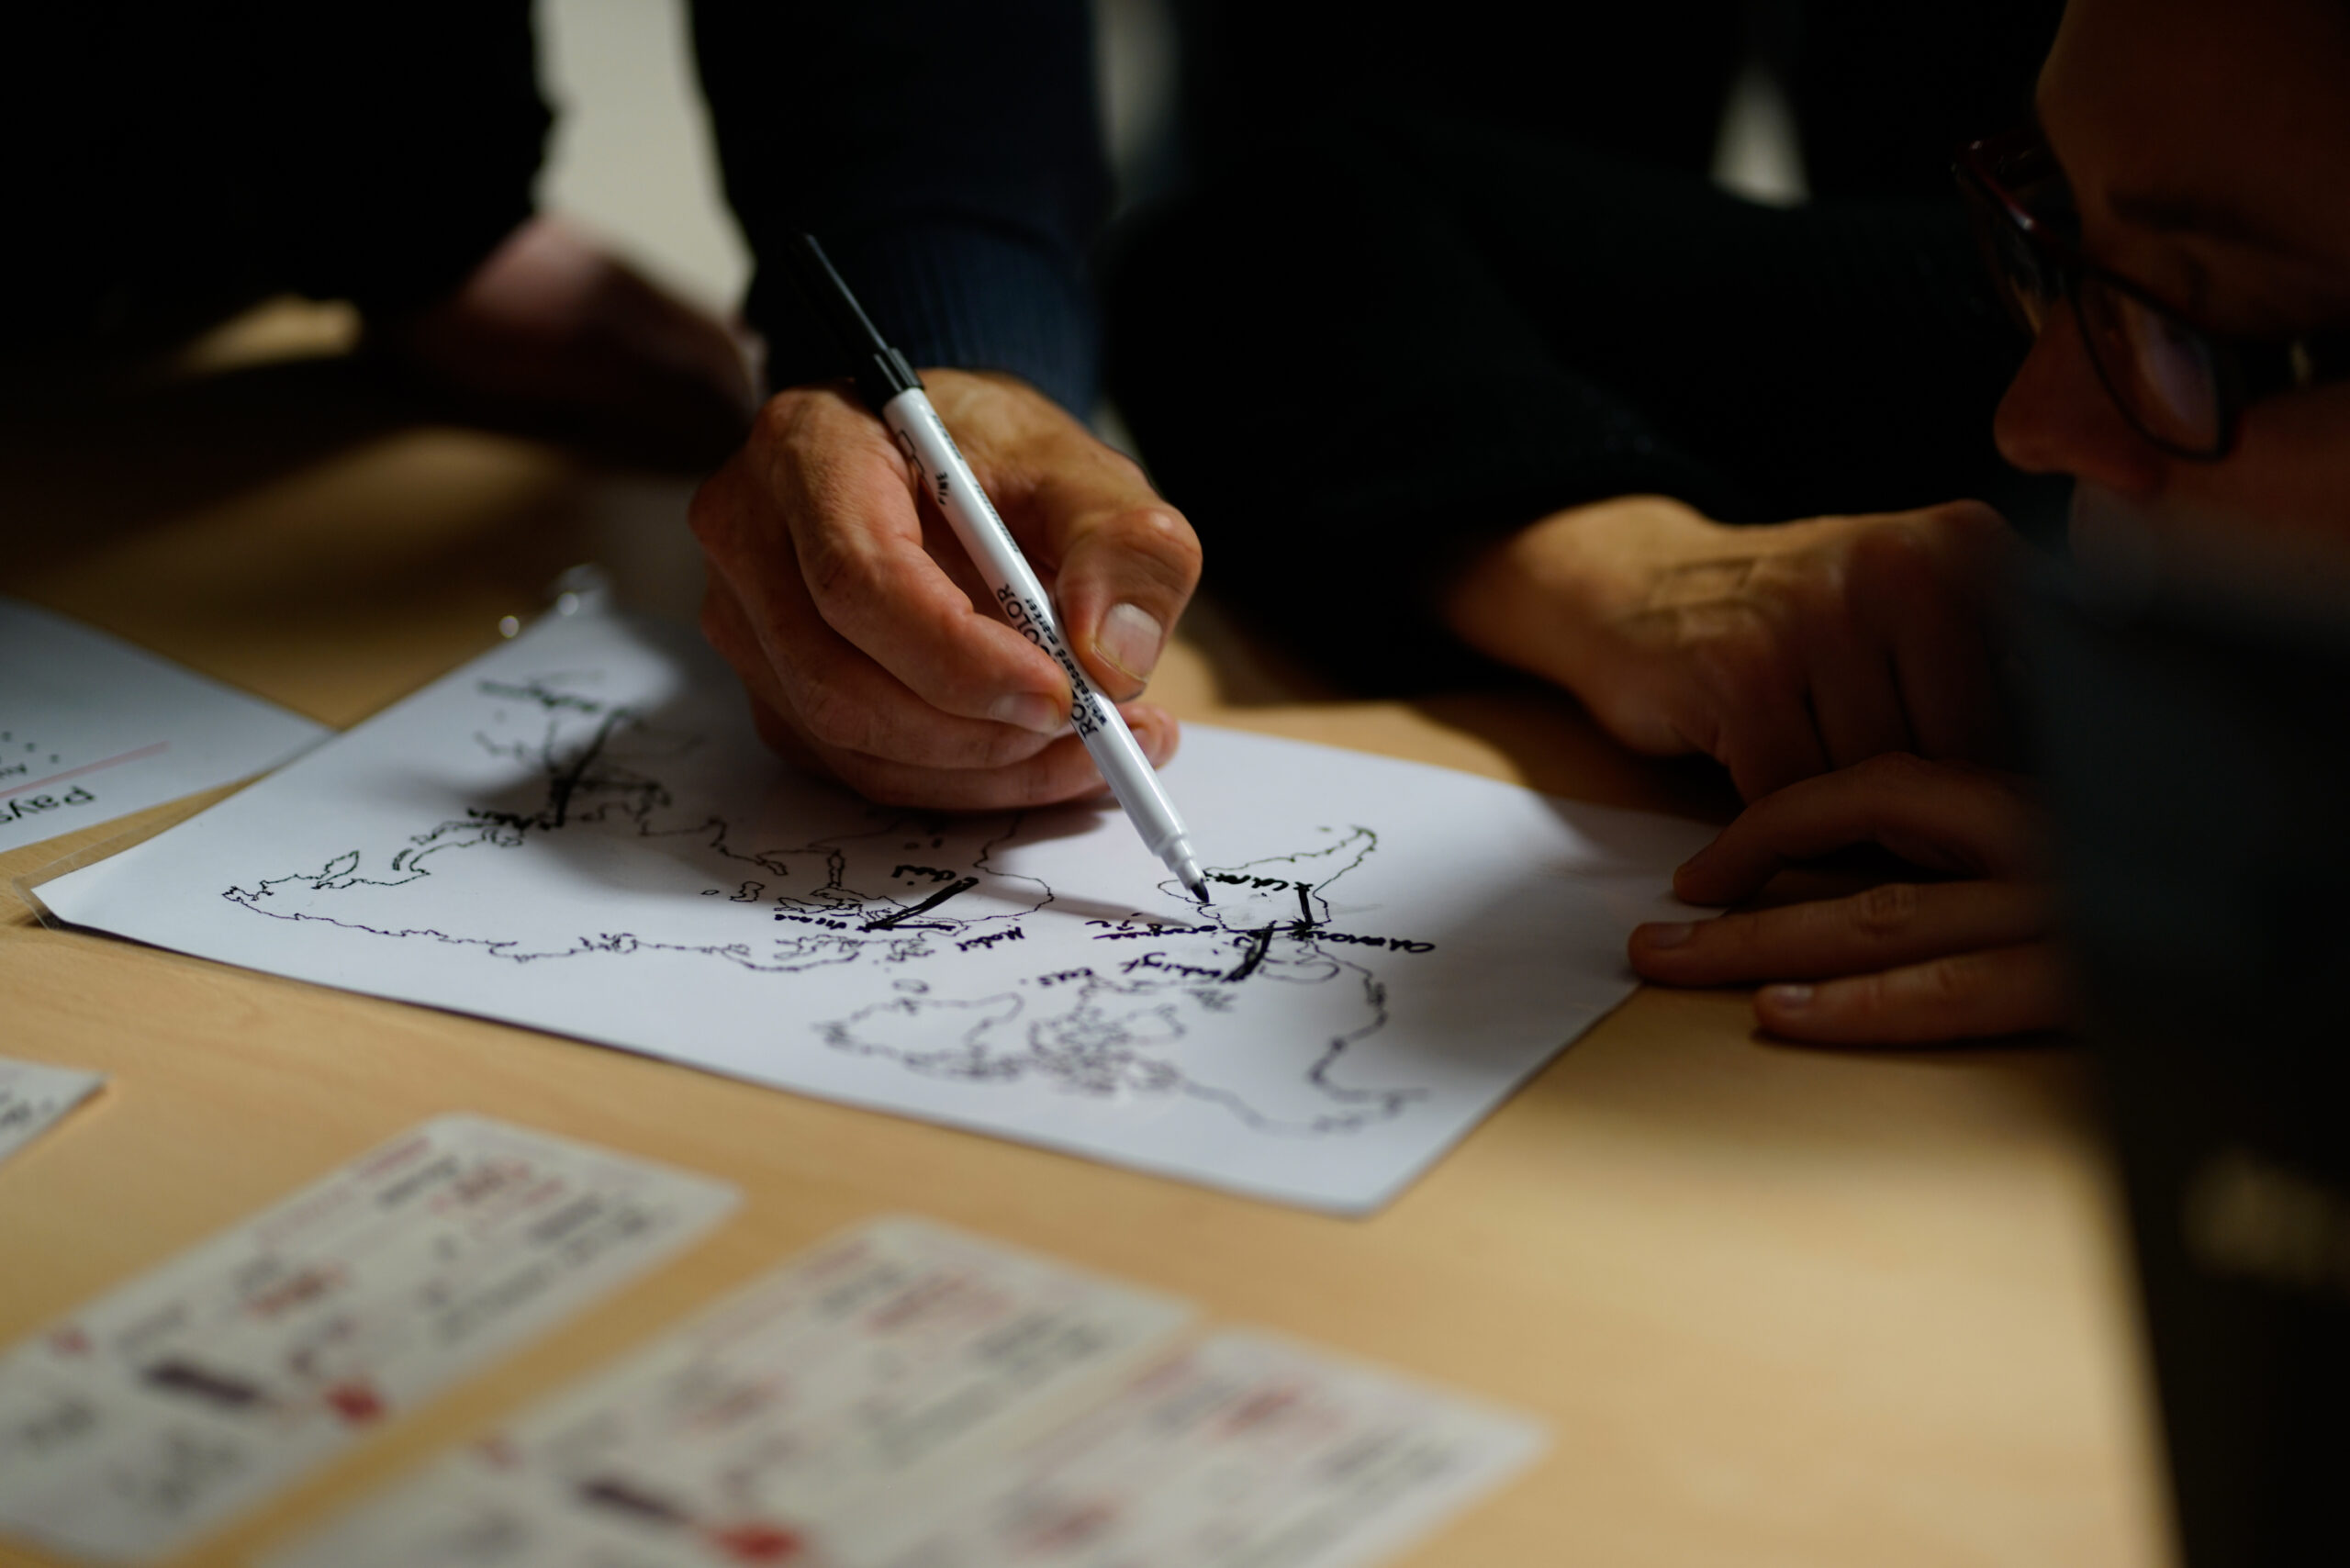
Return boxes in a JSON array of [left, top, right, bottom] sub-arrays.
[[1623, 0, 2349, 1047], [14, 1, 1206, 813]]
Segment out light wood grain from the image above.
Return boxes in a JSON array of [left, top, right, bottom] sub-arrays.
[[0, 324, 2176, 1568]]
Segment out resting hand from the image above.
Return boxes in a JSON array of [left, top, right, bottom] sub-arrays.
[[1442, 496, 2017, 799], [1628, 754, 2074, 1043], [690, 369, 1202, 808]]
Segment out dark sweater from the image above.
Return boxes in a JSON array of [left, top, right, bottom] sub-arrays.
[[695, 0, 1110, 414], [12, 0, 1112, 416], [1102, 0, 2068, 689]]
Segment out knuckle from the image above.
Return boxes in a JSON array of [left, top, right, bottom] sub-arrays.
[[1855, 749, 1933, 787], [1114, 504, 1203, 576], [1014, 757, 1093, 809], [1691, 623, 1796, 705], [1850, 880, 1922, 939], [1927, 498, 2008, 538], [856, 772, 931, 810], [979, 725, 1053, 769], [1845, 521, 1942, 599], [1070, 504, 1202, 602], [753, 385, 831, 450], [796, 527, 881, 625], [792, 678, 872, 751], [1835, 970, 1891, 1021], [1907, 953, 1981, 1014], [1766, 549, 1844, 611]]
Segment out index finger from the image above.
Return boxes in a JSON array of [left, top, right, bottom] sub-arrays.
[[1673, 754, 2041, 905], [1631, 878, 2049, 985], [1754, 940, 2075, 1043]]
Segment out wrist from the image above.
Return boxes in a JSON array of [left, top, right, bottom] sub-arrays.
[[1440, 495, 1719, 682]]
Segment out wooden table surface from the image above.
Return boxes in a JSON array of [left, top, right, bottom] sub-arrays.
[[0, 311, 2174, 1567]]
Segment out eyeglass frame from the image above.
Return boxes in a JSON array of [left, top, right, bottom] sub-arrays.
[[1953, 129, 2350, 462]]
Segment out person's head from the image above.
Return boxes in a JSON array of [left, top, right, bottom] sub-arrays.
[[1990, 0, 2350, 541]]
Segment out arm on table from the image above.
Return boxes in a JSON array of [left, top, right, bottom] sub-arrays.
[[1442, 495, 2020, 801], [687, 0, 1202, 807]]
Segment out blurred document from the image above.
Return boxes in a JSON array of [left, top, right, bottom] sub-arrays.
[[0, 1056, 104, 1165], [826, 1331, 1547, 1568], [267, 1216, 1195, 1568], [40, 608, 1710, 1212], [0, 598, 327, 853], [0, 1115, 738, 1565], [267, 1220, 1540, 1568]]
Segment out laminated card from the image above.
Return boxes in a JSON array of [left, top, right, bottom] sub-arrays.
[[0, 597, 327, 854], [266, 1219, 1542, 1568], [39, 609, 1712, 1213], [0, 1115, 738, 1564]]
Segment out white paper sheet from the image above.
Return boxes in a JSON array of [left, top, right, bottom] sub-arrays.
[[0, 598, 329, 854], [39, 608, 1710, 1212], [0, 1056, 106, 1165], [0, 1115, 739, 1565]]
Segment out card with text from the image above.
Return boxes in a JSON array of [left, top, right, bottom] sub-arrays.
[[0, 1056, 105, 1166], [831, 1330, 1548, 1568], [0, 597, 327, 856], [266, 1223, 1539, 1568], [0, 1115, 738, 1564], [265, 1217, 1193, 1568]]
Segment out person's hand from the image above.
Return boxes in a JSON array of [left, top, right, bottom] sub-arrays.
[[1627, 753, 2074, 1043], [376, 214, 758, 468], [690, 368, 1202, 808], [1441, 495, 2018, 800]]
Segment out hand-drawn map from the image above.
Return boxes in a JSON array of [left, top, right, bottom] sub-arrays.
[[40, 610, 1710, 1212]]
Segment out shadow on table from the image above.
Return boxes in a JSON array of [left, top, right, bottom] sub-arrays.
[[1175, 594, 1741, 823], [0, 353, 415, 572]]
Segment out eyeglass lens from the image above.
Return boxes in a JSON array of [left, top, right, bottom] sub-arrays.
[[1970, 157, 2229, 456], [2077, 278, 2224, 454], [1987, 218, 2058, 333]]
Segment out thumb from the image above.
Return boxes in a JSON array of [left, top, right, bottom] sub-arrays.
[[1032, 456, 1203, 700]]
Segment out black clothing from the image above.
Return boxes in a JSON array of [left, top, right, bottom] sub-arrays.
[[1171, 0, 1745, 190], [696, 0, 1108, 410], [14, 1, 1110, 415], [1103, 1, 2065, 689]]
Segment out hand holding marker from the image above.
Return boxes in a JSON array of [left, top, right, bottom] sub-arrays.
[[783, 234, 1212, 905]]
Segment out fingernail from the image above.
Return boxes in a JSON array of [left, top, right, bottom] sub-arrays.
[[989, 692, 1065, 734], [1094, 602, 1165, 683], [1640, 922, 1695, 949], [1762, 983, 1813, 1012]]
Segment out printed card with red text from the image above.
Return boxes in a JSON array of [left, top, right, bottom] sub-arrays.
[[264, 1226, 1539, 1568], [0, 597, 326, 855], [826, 1330, 1547, 1568], [263, 1217, 1194, 1568], [0, 1115, 738, 1564]]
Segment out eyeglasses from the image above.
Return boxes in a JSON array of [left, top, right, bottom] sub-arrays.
[[1954, 129, 2350, 460]]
